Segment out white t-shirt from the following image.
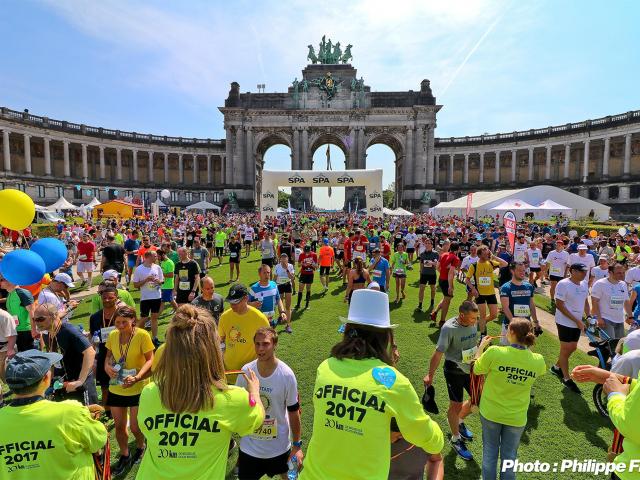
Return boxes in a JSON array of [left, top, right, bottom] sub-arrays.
[[625, 266, 640, 289], [546, 250, 570, 278], [568, 253, 596, 281], [554, 278, 589, 328], [514, 242, 528, 263], [0, 309, 17, 352], [526, 248, 542, 268], [132, 263, 164, 301], [244, 227, 255, 241], [274, 263, 294, 284], [591, 278, 629, 324], [590, 266, 609, 283], [611, 350, 640, 380], [237, 359, 299, 458], [403, 233, 417, 249], [460, 255, 478, 272]]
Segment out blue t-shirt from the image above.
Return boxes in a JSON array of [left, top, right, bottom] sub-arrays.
[[249, 280, 281, 317], [633, 284, 640, 320], [369, 257, 390, 288], [499, 281, 535, 324], [123, 238, 140, 263]]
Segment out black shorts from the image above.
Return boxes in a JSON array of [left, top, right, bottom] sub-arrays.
[[244, 239, 253, 246], [439, 279, 453, 297], [443, 363, 471, 403], [229, 255, 240, 264], [206, 242, 214, 249], [237, 449, 290, 480], [319, 266, 330, 275], [140, 298, 162, 316], [336, 251, 344, 260], [215, 247, 224, 256], [106, 391, 141, 408], [344, 260, 352, 269], [261, 258, 274, 268], [420, 273, 437, 286], [550, 274, 564, 282], [176, 290, 193, 305], [300, 273, 314, 284], [277, 283, 292, 295], [529, 267, 541, 272], [406, 247, 415, 254], [475, 294, 498, 305], [556, 323, 581, 343]]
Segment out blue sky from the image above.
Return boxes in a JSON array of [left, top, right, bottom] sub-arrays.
[[1, 0, 638, 208]]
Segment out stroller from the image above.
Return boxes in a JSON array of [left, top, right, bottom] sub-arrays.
[[584, 317, 620, 418]]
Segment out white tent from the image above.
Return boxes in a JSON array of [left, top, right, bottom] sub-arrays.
[[383, 207, 397, 216], [393, 207, 415, 217], [489, 199, 538, 220], [535, 199, 574, 219], [86, 197, 101, 208], [34, 204, 50, 212], [49, 196, 77, 211], [432, 185, 610, 221], [185, 201, 221, 212], [152, 198, 167, 208]]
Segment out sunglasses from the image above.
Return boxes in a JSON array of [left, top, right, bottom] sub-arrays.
[[34, 316, 50, 322]]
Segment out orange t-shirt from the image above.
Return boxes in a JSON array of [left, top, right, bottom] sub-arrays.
[[319, 246, 335, 267], [137, 245, 158, 260]]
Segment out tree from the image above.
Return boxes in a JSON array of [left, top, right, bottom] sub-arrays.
[[383, 182, 395, 208], [278, 189, 291, 208]]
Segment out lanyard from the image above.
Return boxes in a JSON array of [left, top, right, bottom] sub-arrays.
[[118, 328, 135, 364], [103, 308, 116, 330], [510, 344, 527, 350], [47, 321, 63, 354]]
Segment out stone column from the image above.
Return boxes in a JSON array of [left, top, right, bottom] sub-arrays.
[[81, 143, 88, 181], [116, 147, 122, 180], [511, 150, 517, 183], [192, 154, 198, 184], [2, 129, 10, 172], [44, 137, 52, 176], [301, 128, 309, 169], [623, 133, 631, 177], [545, 145, 551, 180], [132, 149, 138, 182], [225, 127, 234, 185], [357, 128, 365, 169], [163, 152, 169, 183], [495, 151, 501, 183], [463, 153, 469, 183], [602, 137, 610, 178], [23, 134, 32, 174], [178, 154, 184, 183], [435, 154, 440, 185], [207, 155, 212, 184], [245, 128, 254, 186], [222, 155, 226, 185], [234, 127, 244, 185], [63, 140, 71, 177], [292, 129, 300, 170], [582, 139, 590, 183], [426, 126, 435, 186], [479, 152, 485, 183], [98, 145, 105, 179], [528, 146, 534, 182], [448, 154, 454, 184], [406, 127, 414, 183], [563, 144, 570, 179], [148, 151, 155, 183]]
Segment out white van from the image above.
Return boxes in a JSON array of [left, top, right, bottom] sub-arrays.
[[35, 210, 66, 224]]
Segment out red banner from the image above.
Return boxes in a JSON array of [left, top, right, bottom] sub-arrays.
[[466, 193, 473, 218], [503, 211, 517, 254]]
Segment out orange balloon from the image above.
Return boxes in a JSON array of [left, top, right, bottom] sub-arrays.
[[589, 229, 598, 238]]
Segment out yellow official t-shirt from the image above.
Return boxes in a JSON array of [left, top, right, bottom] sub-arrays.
[[608, 380, 639, 480], [0, 399, 107, 480], [105, 327, 155, 396], [136, 382, 264, 480], [218, 306, 269, 372], [467, 260, 500, 296]]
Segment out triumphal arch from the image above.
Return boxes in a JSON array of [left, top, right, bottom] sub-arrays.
[[219, 37, 440, 210]]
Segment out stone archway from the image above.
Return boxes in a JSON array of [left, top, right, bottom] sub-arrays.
[[254, 132, 293, 206], [366, 132, 404, 207]]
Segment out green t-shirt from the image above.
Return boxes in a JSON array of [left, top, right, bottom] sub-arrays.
[[160, 258, 175, 289], [391, 252, 409, 275], [114, 233, 124, 245], [137, 382, 264, 480], [473, 345, 546, 427], [0, 399, 107, 480], [381, 230, 391, 240], [90, 289, 136, 314], [6, 288, 34, 332], [167, 250, 179, 265], [215, 231, 227, 248], [300, 358, 443, 480]]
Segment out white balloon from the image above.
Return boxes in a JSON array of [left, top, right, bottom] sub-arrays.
[[161, 189, 170, 199], [618, 227, 627, 236]]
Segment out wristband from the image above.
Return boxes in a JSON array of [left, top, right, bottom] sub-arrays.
[[607, 392, 625, 400], [292, 440, 303, 447]]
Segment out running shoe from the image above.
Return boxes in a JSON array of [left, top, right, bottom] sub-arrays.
[[285, 325, 293, 334], [430, 311, 438, 322], [144, 320, 151, 329], [458, 423, 473, 441], [130, 446, 145, 464], [562, 378, 582, 394], [111, 454, 131, 477], [549, 365, 563, 381], [450, 438, 473, 461], [270, 319, 278, 328]]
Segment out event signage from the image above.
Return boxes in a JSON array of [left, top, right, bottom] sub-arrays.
[[503, 210, 517, 254], [466, 193, 473, 218]]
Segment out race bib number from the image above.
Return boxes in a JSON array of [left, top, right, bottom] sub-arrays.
[[100, 326, 116, 343], [478, 276, 492, 287], [550, 265, 563, 276], [423, 260, 433, 268], [276, 277, 290, 285], [116, 368, 137, 385], [514, 304, 531, 317], [193, 253, 201, 260], [230, 252, 237, 258], [179, 281, 190, 290], [252, 418, 277, 440], [372, 269, 382, 278], [394, 269, 404, 275], [462, 346, 478, 364], [78, 254, 87, 261], [610, 295, 625, 309]]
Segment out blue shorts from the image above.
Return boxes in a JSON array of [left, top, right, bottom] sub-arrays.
[[161, 289, 174, 302], [127, 258, 137, 268]]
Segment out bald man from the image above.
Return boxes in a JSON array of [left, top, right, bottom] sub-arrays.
[[192, 276, 225, 324]]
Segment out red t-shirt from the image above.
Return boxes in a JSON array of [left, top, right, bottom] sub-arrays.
[[352, 235, 369, 254], [343, 238, 352, 261], [298, 252, 318, 274], [438, 252, 461, 278], [77, 241, 96, 262], [381, 242, 391, 261]]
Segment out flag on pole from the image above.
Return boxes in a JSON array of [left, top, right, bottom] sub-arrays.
[[303, 201, 306, 213], [503, 211, 517, 254], [326, 144, 332, 198], [348, 202, 351, 214], [288, 199, 292, 217], [355, 196, 359, 213]]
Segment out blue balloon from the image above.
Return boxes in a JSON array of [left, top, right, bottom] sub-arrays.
[[30, 238, 68, 272], [0, 250, 46, 286]]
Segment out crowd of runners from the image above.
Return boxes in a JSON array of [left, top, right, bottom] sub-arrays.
[[0, 210, 638, 480]]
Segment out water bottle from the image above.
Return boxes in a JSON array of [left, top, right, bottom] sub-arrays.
[[32, 339, 41, 351], [287, 457, 298, 480], [92, 332, 101, 345]]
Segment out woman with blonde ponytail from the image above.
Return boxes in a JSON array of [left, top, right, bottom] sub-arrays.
[[137, 304, 265, 479]]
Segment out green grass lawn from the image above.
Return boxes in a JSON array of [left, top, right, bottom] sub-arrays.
[[63, 251, 612, 479]]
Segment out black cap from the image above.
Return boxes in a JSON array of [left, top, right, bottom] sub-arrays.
[[421, 385, 439, 415], [226, 283, 249, 304], [569, 263, 588, 272]]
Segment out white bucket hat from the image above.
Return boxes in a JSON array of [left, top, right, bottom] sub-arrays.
[[340, 289, 398, 329]]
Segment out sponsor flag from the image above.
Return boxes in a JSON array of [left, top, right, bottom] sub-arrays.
[[326, 145, 332, 198], [466, 193, 473, 218], [503, 211, 517, 254]]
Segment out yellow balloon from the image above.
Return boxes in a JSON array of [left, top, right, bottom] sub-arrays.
[[589, 229, 598, 238], [0, 189, 36, 231]]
